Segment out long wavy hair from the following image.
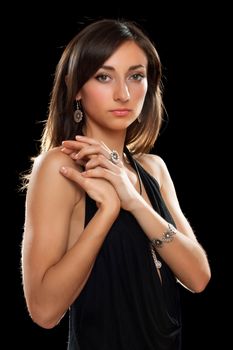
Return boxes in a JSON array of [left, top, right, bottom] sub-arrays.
[[41, 18, 164, 155]]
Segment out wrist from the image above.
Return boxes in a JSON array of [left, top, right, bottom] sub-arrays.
[[99, 200, 120, 220], [127, 194, 147, 213], [151, 223, 177, 248]]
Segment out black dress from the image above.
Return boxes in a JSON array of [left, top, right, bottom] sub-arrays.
[[68, 149, 182, 350]]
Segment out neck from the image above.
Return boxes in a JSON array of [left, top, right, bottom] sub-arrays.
[[84, 125, 127, 161]]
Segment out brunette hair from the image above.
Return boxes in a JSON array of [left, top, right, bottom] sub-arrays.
[[41, 18, 163, 154]]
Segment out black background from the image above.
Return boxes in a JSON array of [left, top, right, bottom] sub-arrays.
[[11, 4, 229, 349]]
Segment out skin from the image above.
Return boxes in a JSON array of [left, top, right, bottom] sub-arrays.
[[22, 41, 211, 329]]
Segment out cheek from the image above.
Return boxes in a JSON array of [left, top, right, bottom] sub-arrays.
[[134, 83, 148, 103], [82, 86, 110, 106], [131, 84, 147, 114]]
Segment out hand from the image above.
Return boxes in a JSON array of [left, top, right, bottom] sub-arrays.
[[60, 164, 120, 214], [61, 135, 113, 166], [61, 136, 141, 211]]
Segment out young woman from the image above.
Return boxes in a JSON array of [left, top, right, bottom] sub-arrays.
[[21, 19, 211, 349]]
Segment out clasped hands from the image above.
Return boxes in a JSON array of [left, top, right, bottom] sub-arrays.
[[60, 135, 140, 211]]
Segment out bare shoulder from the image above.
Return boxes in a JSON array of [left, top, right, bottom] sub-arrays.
[[137, 153, 167, 188], [29, 147, 83, 202], [31, 147, 83, 180], [33, 147, 76, 171]]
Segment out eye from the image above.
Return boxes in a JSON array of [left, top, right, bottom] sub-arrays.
[[95, 74, 111, 82], [129, 73, 145, 81]]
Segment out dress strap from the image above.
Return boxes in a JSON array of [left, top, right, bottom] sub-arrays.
[[124, 147, 143, 195]]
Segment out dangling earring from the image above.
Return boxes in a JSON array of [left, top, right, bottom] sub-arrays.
[[137, 114, 142, 123], [74, 100, 83, 123]]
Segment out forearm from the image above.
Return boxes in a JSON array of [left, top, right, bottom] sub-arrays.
[[27, 206, 118, 328], [130, 196, 211, 292]]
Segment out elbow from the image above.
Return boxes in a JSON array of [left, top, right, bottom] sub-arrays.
[[192, 268, 211, 293], [27, 301, 62, 329], [34, 319, 58, 330], [179, 266, 211, 293]]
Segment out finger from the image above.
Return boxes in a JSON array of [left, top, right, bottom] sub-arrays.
[[61, 140, 86, 151], [69, 153, 86, 162], [61, 147, 86, 163], [85, 155, 121, 172], [75, 136, 111, 154], [60, 147, 74, 155], [75, 135, 100, 146], [75, 144, 109, 160], [82, 166, 115, 183], [61, 140, 95, 162], [60, 166, 86, 187]]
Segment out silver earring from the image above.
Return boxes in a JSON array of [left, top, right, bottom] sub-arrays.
[[74, 100, 83, 123], [137, 114, 142, 123]]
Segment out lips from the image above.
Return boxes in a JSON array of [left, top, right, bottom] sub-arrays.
[[110, 109, 132, 116]]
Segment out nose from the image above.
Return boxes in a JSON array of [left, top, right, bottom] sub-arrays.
[[113, 80, 130, 102]]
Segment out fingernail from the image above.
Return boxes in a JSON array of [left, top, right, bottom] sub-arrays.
[[60, 166, 67, 174], [75, 135, 83, 139]]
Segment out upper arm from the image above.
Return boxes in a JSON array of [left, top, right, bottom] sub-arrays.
[[22, 148, 82, 287]]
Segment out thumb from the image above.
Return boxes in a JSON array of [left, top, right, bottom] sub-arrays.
[[60, 166, 85, 186]]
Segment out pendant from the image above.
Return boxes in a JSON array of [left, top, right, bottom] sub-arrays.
[[154, 259, 162, 269], [150, 243, 162, 269]]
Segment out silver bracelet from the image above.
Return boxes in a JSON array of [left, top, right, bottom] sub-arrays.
[[151, 223, 177, 248]]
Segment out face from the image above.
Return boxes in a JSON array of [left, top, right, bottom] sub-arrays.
[[77, 41, 148, 133]]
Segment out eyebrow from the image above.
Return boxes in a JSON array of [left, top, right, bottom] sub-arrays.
[[100, 64, 146, 72]]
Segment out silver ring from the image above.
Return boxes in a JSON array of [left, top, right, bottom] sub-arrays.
[[109, 150, 120, 164]]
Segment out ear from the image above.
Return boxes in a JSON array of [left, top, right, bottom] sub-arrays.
[[75, 92, 82, 100]]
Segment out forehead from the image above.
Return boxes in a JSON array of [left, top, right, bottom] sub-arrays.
[[103, 41, 148, 68]]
